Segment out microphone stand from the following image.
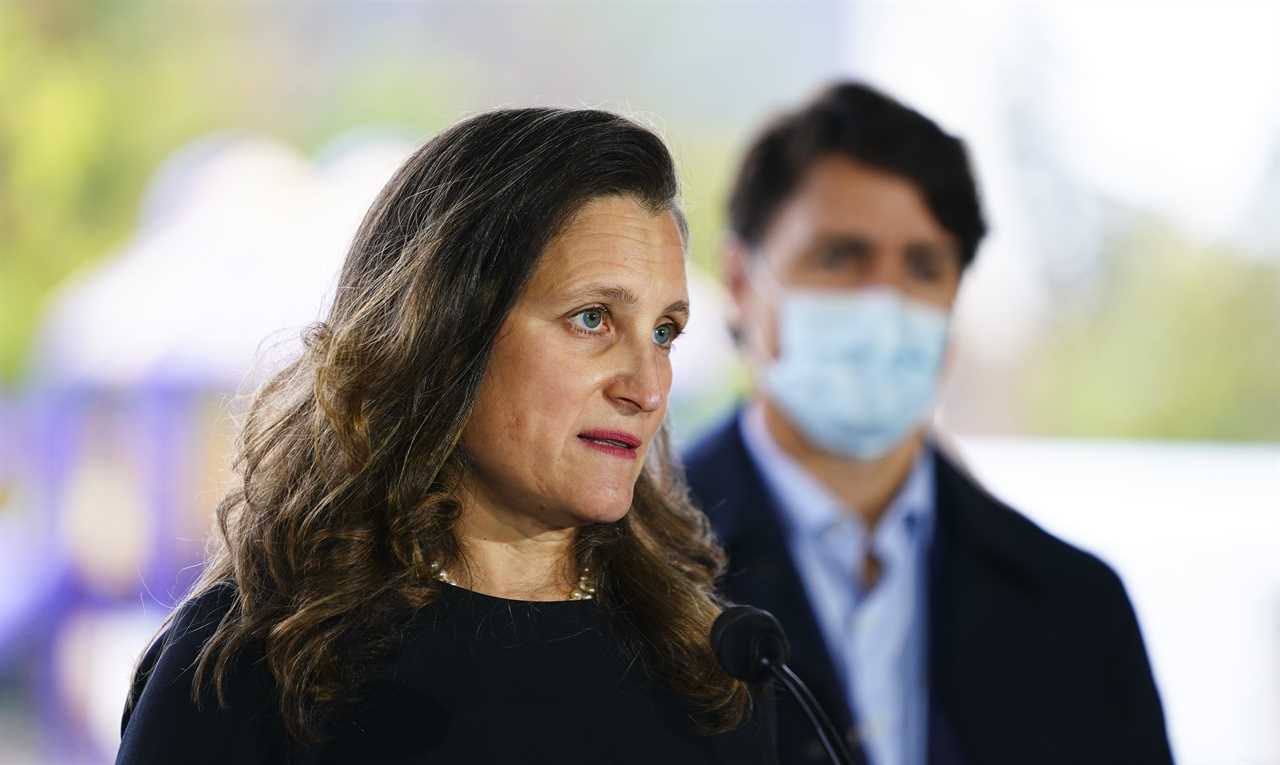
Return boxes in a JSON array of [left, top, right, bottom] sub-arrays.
[[762, 657, 855, 765]]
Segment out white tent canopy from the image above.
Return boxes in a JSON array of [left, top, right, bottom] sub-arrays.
[[33, 130, 740, 401], [34, 132, 417, 390]]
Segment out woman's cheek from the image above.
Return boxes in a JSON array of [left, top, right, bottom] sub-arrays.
[[524, 340, 598, 413]]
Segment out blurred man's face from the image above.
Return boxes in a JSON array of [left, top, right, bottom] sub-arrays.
[[729, 154, 964, 367]]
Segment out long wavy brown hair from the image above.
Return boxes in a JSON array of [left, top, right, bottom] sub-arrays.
[[130, 107, 750, 745]]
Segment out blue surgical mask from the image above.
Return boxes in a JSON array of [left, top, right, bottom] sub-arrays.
[[762, 285, 949, 460]]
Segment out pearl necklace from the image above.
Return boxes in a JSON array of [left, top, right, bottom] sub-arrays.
[[430, 561, 596, 600]]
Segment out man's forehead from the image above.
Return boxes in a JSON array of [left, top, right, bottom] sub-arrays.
[[766, 164, 957, 249]]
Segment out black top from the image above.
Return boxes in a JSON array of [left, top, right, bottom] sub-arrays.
[[117, 581, 776, 764], [684, 412, 1174, 765]]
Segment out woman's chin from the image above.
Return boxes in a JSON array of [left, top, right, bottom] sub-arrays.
[[564, 485, 635, 525]]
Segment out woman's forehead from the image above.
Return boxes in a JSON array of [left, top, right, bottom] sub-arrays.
[[531, 198, 687, 298], [553, 196, 684, 251]]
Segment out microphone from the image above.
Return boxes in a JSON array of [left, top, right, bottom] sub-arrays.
[[712, 606, 854, 765]]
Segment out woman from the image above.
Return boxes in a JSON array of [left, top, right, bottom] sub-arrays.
[[115, 108, 776, 764]]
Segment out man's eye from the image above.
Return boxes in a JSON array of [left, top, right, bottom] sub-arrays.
[[818, 243, 867, 269], [819, 249, 853, 269], [571, 308, 607, 332], [908, 254, 942, 281]]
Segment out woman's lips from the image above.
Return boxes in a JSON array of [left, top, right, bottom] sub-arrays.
[[577, 429, 642, 460]]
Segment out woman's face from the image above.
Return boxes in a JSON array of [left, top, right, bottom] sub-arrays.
[[461, 195, 689, 530]]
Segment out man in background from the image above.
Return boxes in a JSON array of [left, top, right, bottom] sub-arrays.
[[684, 82, 1173, 765]]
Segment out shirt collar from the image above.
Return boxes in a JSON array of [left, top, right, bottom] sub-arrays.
[[739, 403, 936, 549]]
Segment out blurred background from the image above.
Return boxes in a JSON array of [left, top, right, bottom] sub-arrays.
[[2, 1, 1278, 763]]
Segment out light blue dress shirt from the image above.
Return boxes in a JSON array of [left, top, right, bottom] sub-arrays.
[[740, 405, 935, 765]]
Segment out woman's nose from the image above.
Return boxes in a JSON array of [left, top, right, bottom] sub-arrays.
[[604, 342, 665, 414]]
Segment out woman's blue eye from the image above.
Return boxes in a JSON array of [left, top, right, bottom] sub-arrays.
[[573, 308, 606, 332], [653, 323, 677, 347]]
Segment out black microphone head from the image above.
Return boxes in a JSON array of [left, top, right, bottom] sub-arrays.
[[711, 606, 791, 683]]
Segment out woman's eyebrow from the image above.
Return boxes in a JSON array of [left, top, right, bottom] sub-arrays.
[[562, 284, 689, 318], [564, 284, 639, 305], [665, 299, 690, 319]]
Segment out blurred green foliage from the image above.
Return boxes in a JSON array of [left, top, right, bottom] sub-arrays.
[[4, 3, 1276, 443], [0, 1, 463, 388], [0, 1, 738, 391], [2, 2, 220, 386], [1019, 221, 1280, 441]]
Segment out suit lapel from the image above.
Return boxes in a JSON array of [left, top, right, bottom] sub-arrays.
[[724, 517, 850, 733], [927, 449, 1035, 765], [687, 415, 862, 762]]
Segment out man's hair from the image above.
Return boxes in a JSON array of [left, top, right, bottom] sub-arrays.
[[728, 81, 988, 269]]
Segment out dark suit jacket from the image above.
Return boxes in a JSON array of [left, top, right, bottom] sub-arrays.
[[684, 413, 1174, 765]]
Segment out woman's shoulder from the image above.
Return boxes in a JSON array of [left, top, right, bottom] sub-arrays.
[[156, 579, 240, 653], [117, 581, 285, 764], [125, 581, 242, 705], [710, 682, 779, 765]]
